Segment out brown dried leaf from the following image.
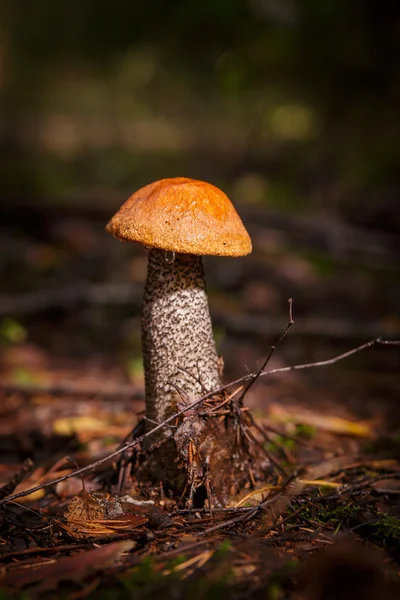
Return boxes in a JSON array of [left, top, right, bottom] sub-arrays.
[[66, 491, 105, 522], [63, 493, 149, 538], [2, 540, 134, 591], [66, 515, 148, 537], [269, 404, 374, 437]]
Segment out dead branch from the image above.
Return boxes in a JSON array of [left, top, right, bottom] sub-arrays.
[[238, 297, 294, 406], [250, 338, 400, 380]]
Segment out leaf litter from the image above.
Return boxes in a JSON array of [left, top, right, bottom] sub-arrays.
[[0, 336, 400, 598]]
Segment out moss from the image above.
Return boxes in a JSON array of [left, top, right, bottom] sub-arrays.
[[295, 503, 365, 533], [374, 512, 400, 542], [296, 502, 400, 549], [294, 424, 317, 440]]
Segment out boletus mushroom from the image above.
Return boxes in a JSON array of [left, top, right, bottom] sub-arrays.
[[107, 177, 254, 504]]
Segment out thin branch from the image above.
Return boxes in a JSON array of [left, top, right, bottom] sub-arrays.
[[0, 337, 398, 507], [196, 507, 259, 536], [177, 364, 209, 394], [238, 298, 294, 406], [239, 415, 288, 477], [251, 338, 400, 380]]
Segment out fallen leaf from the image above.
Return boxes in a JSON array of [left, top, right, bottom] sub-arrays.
[[53, 416, 114, 436], [269, 405, 373, 437], [2, 540, 134, 591]]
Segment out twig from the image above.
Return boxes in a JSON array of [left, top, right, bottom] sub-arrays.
[[0, 459, 34, 500], [0, 337, 398, 507], [289, 472, 400, 509], [171, 506, 253, 516], [316, 472, 400, 503], [197, 474, 298, 535], [239, 415, 288, 477], [177, 365, 209, 394], [250, 338, 399, 381], [259, 505, 307, 538], [372, 488, 400, 496], [0, 386, 229, 506], [208, 386, 243, 413], [238, 298, 294, 406], [196, 508, 259, 536]]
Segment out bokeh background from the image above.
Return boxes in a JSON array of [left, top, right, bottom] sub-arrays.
[[0, 1, 399, 444]]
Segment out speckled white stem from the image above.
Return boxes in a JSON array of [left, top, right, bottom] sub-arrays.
[[141, 249, 221, 439]]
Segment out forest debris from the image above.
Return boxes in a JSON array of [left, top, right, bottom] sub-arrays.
[[11, 467, 47, 502], [53, 416, 111, 436], [0, 459, 33, 500], [66, 490, 105, 522], [299, 479, 341, 488], [234, 485, 278, 507], [59, 515, 147, 538], [2, 540, 134, 592], [234, 476, 341, 508], [257, 457, 351, 528], [268, 404, 374, 437], [61, 490, 159, 538], [53, 415, 131, 440], [11, 467, 74, 503], [163, 549, 214, 576], [56, 476, 100, 498], [65, 489, 121, 538]]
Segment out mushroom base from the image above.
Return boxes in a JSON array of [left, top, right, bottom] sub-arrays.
[[134, 408, 269, 507]]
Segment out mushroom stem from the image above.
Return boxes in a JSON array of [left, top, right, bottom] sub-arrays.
[[142, 249, 220, 439]]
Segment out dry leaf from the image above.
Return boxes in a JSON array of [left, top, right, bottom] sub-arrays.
[[269, 405, 373, 437], [53, 416, 117, 436], [2, 540, 134, 591]]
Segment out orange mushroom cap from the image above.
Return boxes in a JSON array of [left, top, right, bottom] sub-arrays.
[[106, 177, 252, 256]]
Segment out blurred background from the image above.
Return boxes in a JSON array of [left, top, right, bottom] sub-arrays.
[[0, 0, 399, 451]]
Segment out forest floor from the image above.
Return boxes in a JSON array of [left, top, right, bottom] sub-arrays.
[[0, 201, 399, 599]]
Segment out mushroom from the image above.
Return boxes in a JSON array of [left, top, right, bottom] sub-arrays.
[[106, 177, 252, 444]]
